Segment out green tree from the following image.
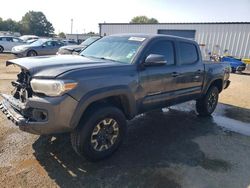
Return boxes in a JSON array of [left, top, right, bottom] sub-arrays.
[[0, 18, 20, 32], [130, 16, 159, 24], [58, 32, 66, 38], [20, 11, 54, 36], [87, 31, 95, 34]]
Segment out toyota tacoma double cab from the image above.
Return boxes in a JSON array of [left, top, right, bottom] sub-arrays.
[[0, 34, 230, 161]]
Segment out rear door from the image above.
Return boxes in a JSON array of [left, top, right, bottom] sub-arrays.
[[139, 38, 179, 111], [2, 37, 13, 51], [174, 41, 204, 100], [39, 41, 58, 55]]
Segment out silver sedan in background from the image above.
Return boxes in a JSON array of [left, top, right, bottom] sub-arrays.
[[12, 39, 65, 57]]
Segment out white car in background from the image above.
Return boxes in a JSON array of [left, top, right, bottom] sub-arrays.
[[19, 35, 39, 42], [0, 36, 25, 53]]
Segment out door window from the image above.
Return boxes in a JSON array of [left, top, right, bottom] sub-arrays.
[[179, 42, 198, 64], [12, 38, 21, 42], [44, 41, 54, 47], [5, 37, 13, 42], [146, 40, 175, 65]]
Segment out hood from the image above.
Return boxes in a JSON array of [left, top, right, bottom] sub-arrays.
[[13, 44, 31, 49], [60, 45, 86, 51], [6, 55, 123, 78]]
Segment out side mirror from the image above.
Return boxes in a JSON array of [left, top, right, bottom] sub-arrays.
[[144, 54, 167, 66], [42, 44, 46, 48]]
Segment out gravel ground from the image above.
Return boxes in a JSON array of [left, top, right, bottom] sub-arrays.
[[0, 54, 250, 188]]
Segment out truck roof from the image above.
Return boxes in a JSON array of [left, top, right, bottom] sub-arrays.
[[109, 33, 195, 42]]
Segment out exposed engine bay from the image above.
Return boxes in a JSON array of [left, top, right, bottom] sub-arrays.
[[12, 69, 33, 102]]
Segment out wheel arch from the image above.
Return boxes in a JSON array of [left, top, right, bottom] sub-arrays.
[[205, 78, 223, 94], [0, 45, 4, 52], [27, 49, 37, 56], [70, 86, 137, 130]]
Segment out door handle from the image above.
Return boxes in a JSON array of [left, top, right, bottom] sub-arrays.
[[172, 72, 180, 77], [196, 69, 202, 74]]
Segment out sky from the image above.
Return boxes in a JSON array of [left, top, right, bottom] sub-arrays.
[[1, 0, 250, 34]]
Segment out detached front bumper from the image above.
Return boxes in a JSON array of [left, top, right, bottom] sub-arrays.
[[0, 93, 78, 135]]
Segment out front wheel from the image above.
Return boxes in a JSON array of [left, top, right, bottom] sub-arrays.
[[0, 46, 4, 53], [71, 105, 127, 161], [27, 50, 37, 57], [196, 86, 219, 116]]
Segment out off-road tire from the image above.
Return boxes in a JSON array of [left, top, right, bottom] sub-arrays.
[[71, 105, 127, 161], [196, 86, 219, 116]]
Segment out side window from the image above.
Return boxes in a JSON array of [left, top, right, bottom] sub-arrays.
[[146, 40, 175, 65], [13, 38, 20, 42], [45, 41, 53, 46], [51, 41, 58, 46], [6, 37, 13, 42], [179, 42, 198, 64], [55, 41, 63, 46]]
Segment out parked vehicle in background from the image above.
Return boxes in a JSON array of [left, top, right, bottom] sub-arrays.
[[57, 36, 101, 55], [11, 38, 65, 57], [0, 36, 25, 53], [0, 34, 230, 161], [62, 39, 78, 45], [19, 35, 39, 42], [26, 39, 38, 44], [242, 58, 250, 64], [221, 56, 246, 73]]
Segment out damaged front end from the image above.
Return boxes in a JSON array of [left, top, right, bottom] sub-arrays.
[[0, 67, 47, 126], [0, 67, 34, 125], [12, 69, 33, 102], [0, 61, 78, 135]]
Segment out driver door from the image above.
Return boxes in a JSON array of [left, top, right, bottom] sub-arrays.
[[138, 39, 178, 111]]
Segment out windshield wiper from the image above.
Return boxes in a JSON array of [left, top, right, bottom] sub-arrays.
[[99, 57, 120, 63]]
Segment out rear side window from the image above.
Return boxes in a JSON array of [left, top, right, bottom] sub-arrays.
[[146, 40, 175, 65], [13, 38, 21, 42], [0, 37, 7, 41], [179, 42, 198, 64], [6, 37, 12, 42]]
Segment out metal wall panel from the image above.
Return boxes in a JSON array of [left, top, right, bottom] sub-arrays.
[[100, 23, 250, 58]]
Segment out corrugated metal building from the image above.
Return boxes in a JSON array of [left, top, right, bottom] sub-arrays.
[[66, 34, 99, 43], [99, 22, 250, 59]]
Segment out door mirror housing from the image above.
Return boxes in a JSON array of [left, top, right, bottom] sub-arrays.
[[144, 54, 167, 66], [42, 44, 46, 48]]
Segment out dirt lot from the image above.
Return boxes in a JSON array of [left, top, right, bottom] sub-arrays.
[[0, 54, 250, 188]]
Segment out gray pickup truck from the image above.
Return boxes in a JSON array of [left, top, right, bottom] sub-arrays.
[[0, 34, 230, 161]]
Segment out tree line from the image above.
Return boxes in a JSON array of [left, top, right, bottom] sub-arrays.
[[0, 13, 158, 37], [0, 11, 54, 37]]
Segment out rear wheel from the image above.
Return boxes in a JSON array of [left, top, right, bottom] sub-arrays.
[[71, 105, 127, 161], [231, 68, 236, 73], [196, 86, 219, 116], [0, 46, 4, 53], [27, 50, 37, 57]]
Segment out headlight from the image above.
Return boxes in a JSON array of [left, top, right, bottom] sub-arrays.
[[30, 79, 78, 97], [13, 46, 29, 52]]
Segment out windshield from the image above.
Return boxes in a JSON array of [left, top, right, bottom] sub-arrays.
[[29, 39, 48, 46], [80, 37, 100, 46], [80, 36, 145, 64]]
